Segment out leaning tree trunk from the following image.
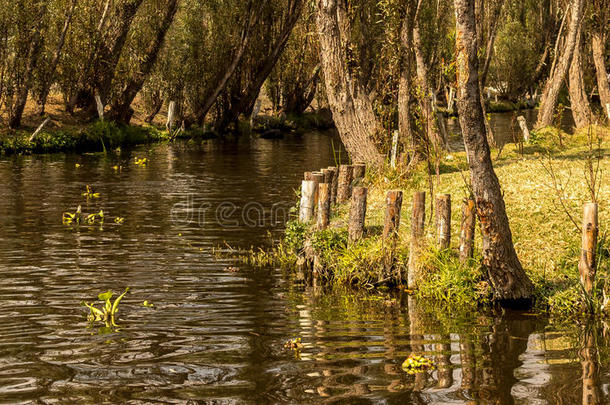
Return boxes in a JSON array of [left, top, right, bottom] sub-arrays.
[[536, 0, 584, 129], [37, 0, 77, 116], [568, 24, 592, 128], [8, 2, 47, 129], [316, 0, 384, 166], [214, 0, 304, 132], [194, 0, 261, 126], [454, 0, 534, 305], [412, 7, 445, 150], [398, 1, 426, 167], [592, 30, 610, 117], [107, 0, 179, 124]]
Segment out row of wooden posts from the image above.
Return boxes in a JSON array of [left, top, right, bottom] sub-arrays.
[[298, 163, 478, 288], [299, 163, 600, 293]]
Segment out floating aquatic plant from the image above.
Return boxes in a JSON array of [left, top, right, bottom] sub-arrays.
[[82, 184, 100, 198], [401, 355, 435, 374], [134, 157, 148, 166], [114, 216, 125, 224], [82, 287, 130, 327], [62, 205, 106, 225], [141, 300, 154, 308], [284, 337, 303, 350]]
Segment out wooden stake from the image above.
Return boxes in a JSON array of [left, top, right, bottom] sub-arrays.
[[579, 202, 598, 295], [459, 198, 476, 262], [348, 187, 367, 241], [353, 163, 366, 181], [304, 171, 313, 181], [517, 116, 530, 143], [299, 180, 316, 222], [606, 103, 610, 121], [317, 183, 331, 230], [383, 190, 403, 241], [336, 164, 354, 203], [327, 166, 338, 205], [435, 194, 451, 250], [408, 192, 426, 289], [311, 172, 325, 209]]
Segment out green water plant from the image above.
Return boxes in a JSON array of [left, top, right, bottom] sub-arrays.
[[82, 287, 130, 326], [401, 355, 435, 374], [82, 185, 100, 198]]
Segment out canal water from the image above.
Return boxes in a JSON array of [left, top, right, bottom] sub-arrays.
[[0, 122, 607, 403]]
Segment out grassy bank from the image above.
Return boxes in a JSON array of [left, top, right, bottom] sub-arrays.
[[0, 111, 333, 156], [265, 124, 610, 318]]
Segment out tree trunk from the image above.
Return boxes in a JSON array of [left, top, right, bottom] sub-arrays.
[[108, 0, 179, 124], [536, 0, 584, 129], [316, 0, 384, 166], [215, 0, 304, 132], [398, 2, 426, 167], [413, 4, 445, 150], [37, 0, 77, 116], [591, 31, 610, 117], [194, 1, 261, 126], [479, 0, 505, 88], [568, 24, 592, 128], [8, 2, 47, 129], [454, 0, 534, 305]]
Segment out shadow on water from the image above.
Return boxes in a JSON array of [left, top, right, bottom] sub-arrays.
[[0, 127, 606, 403]]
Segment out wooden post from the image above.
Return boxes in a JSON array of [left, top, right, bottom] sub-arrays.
[[408, 192, 426, 289], [311, 172, 325, 209], [304, 171, 313, 181], [317, 183, 331, 230], [166, 100, 176, 131], [321, 168, 335, 204], [327, 166, 338, 205], [436, 194, 451, 250], [606, 103, 610, 121], [579, 202, 598, 295], [517, 116, 530, 143], [459, 198, 476, 262], [383, 190, 403, 241], [299, 180, 316, 222], [348, 187, 367, 241], [390, 131, 399, 169], [353, 163, 366, 181], [336, 164, 354, 203]]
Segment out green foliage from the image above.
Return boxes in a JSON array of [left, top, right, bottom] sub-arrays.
[[284, 220, 308, 254], [416, 249, 489, 309], [82, 287, 130, 327]]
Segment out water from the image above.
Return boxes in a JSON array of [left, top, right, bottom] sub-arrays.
[[0, 127, 607, 404]]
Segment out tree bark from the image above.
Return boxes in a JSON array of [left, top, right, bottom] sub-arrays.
[[455, 0, 534, 305], [536, 0, 584, 129], [316, 0, 384, 166], [108, 0, 179, 123], [592, 31, 610, 117], [568, 24, 592, 128]]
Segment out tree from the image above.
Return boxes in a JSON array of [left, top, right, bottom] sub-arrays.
[[536, 0, 584, 129], [107, 0, 180, 123], [568, 23, 592, 128], [454, 0, 534, 305], [591, 0, 610, 117], [316, 0, 384, 166]]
